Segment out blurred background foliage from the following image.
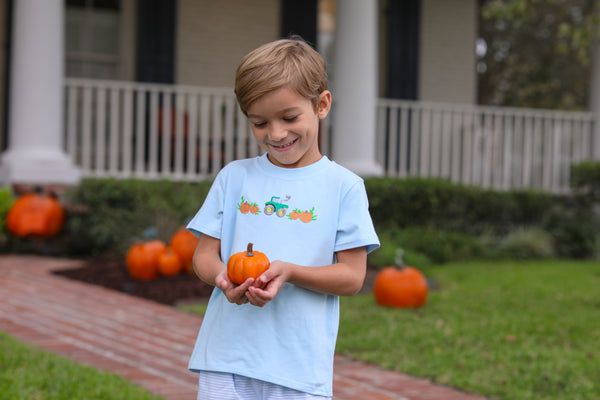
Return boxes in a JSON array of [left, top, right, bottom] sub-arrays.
[[478, 0, 597, 109]]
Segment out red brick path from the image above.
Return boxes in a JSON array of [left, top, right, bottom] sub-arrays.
[[0, 255, 491, 400]]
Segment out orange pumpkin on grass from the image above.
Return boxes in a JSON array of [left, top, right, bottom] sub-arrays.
[[373, 249, 428, 308], [227, 243, 270, 284], [6, 191, 65, 238], [125, 240, 167, 281]]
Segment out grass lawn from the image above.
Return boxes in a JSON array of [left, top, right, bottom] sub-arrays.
[[0, 332, 164, 400], [337, 259, 600, 400]]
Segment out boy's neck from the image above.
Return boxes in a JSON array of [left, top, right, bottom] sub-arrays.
[[266, 153, 324, 169]]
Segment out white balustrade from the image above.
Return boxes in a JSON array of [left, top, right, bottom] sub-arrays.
[[377, 99, 595, 193], [64, 78, 596, 192], [64, 78, 260, 181]]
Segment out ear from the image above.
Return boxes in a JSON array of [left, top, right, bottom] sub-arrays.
[[317, 90, 332, 120]]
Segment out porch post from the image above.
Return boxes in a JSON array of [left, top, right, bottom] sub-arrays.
[[330, 0, 383, 176], [0, 0, 80, 186], [592, 30, 600, 160]]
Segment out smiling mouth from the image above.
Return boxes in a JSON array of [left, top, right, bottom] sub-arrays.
[[271, 138, 298, 150]]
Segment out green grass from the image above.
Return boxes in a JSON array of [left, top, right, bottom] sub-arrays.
[[337, 259, 600, 400], [0, 332, 164, 400], [179, 302, 209, 316]]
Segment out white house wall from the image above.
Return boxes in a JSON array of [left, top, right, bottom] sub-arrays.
[[419, 0, 478, 103], [176, 0, 280, 87], [0, 0, 7, 150]]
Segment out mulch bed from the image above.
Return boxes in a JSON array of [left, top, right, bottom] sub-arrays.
[[53, 257, 378, 306], [53, 257, 214, 306]]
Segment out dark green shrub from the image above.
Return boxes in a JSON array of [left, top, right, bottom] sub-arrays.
[[396, 227, 485, 264], [368, 230, 433, 269], [498, 227, 555, 260], [365, 176, 598, 259], [4, 172, 598, 261], [0, 187, 15, 249], [369, 226, 485, 265], [365, 177, 561, 235], [543, 210, 599, 259], [62, 178, 213, 256], [366, 177, 465, 229], [570, 160, 600, 203]]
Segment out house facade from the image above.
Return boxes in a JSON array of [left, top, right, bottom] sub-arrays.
[[3, 0, 556, 188]]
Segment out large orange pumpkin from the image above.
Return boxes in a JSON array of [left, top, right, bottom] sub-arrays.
[[169, 228, 198, 273], [6, 192, 65, 238], [227, 243, 270, 285], [125, 240, 167, 281], [373, 249, 428, 308], [158, 247, 184, 277]]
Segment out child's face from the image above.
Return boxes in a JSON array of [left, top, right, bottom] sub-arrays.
[[247, 87, 331, 169]]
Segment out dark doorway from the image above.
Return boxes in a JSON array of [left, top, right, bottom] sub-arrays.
[[386, 0, 420, 99], [136, 0, 175, 83], [280, 0, 318, 47]]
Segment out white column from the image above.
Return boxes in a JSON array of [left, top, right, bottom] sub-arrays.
[[330, 0, 383, 176], [591, 30, 600, 160], [0, 0, 80, 185]]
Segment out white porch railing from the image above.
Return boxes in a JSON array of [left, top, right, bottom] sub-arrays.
[[64, 78, 261, 182], [377, 99, 595, 193], [64, 78, 596, 192]]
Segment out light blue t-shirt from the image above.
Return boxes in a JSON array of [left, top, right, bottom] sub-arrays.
[[187, 154, 379, 397]]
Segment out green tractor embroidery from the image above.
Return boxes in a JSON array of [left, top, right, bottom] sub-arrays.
[[264, 195, 290, 218]]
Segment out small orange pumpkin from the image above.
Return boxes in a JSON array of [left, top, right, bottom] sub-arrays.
[[158, 247, 184, 276], [169, 228, 199, 273], [125, 240, 167, 281], [227, 242, 270, 284], [6, 191, 65, 238], [373, 249, 428, 308]]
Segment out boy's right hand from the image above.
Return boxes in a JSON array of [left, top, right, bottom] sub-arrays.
[[215, 270, 255, 305]]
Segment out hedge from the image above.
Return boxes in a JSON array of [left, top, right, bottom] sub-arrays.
[[1, 162, 598, 260]]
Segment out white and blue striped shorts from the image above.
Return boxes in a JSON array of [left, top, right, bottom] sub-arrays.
[[197, 371, 332, 400]]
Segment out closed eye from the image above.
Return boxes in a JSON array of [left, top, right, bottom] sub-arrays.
[[284, 115, 298, 122], [252, 121, 267, 128]]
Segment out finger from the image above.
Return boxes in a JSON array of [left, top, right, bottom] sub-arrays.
[[252, 274, 269, 289], [246, 290, 265, 307], [235, 295, 248, 305], [224, 281, 250, 303], [243, 277, 256, 287], [247, 286, 272, 305], [245, 287, 263, 304]]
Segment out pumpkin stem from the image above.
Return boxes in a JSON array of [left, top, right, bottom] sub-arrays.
[[246, 242, 254, 257], [395, 248, 405, 269]]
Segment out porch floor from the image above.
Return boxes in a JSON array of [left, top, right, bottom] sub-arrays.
[[0, 255, 492, 400]]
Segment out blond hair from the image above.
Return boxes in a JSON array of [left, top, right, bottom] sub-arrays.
[[235, 37, 328, 115]]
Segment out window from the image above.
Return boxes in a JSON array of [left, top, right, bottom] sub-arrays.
[[65, 0, 122, 79]]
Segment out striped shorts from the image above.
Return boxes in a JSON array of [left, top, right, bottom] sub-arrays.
[[197, 371, 332, 400]]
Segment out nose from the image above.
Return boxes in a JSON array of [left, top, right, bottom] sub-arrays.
[[267, 122, 287, 141]]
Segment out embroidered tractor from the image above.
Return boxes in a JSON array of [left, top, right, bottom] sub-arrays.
[[264, 196, 290, 217]]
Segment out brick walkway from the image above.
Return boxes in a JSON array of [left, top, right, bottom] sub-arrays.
[[0, 255, 491, 400]]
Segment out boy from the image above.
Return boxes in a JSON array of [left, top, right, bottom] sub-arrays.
[[187, 36, 379, 400]]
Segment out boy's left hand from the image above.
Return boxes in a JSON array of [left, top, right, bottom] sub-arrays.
[[245, 260, 288, 307], [215, 269, 254, 305]]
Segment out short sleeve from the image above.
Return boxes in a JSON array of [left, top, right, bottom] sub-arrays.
[[334, 181, 380, 254], [186, 172, 226, 239]]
